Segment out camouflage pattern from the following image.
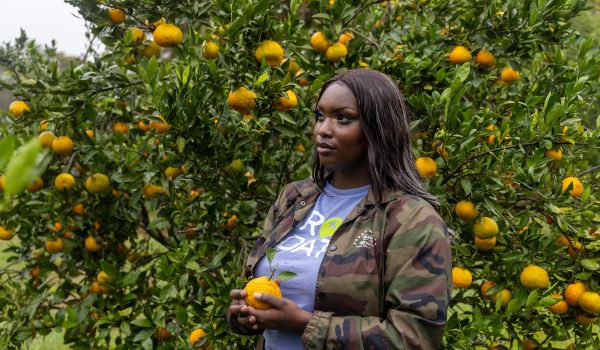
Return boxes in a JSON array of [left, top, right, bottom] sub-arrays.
[[244, 178, 452, 349]]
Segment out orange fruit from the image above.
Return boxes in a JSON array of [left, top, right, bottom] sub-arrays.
[[154, 327, 173, 341], [54, 173, 75, 191], [38, 131, 56, 149], [561, 177, 583, 198], [73, 203, 85, 215], [45, 237, 64, 253], [480, 281, 496, 299], [202, 41, 219, 59], [574, 310, 597, 325], [85, 130, 95, 139], [454, 200, 478, 221], [0, 226, 14, 240], [137, 120, 150, 132], [164, 167, 183, 180], [473, 217, 499, 239], [189, 328, 208, 347], [143, 183, 164, 198], [52, 136, 74, 155], [275, 90, 298, 112], [448, 45, 472, 64], [8, 101, 31, 118], [85, 173, 110, 194], [227, 87, 258, 114], [310, 32, 329, 53], [26, 177, 44, 193], [85, 236, 103, 252], [108, 8, 126, 24], [337, 31, 354, 45], [97, 271, 112, 285], [520, 265, 549, 289], [548, 293, 569, 314], [491, 289, 512, 307], [89, 281, 107, 294], [255, 40, 284, 67], [564, 281, 587, 306], [153, 23, 183, 47], [500, 67, 520, 83], [474, 236, 496, 251], [31, 265, 41, 278], [545, 149, 562, 161], [149, 121, 171, 133], [578, 292, 600, 314], [126, 27, 145, 44], [244, 276, 282, 310], [138, 41, 161, 58], [475, 49, 495, 68], [113, 122, 129, 134], [415, 157, 437, 179], [325, 43, 348, 63], [452, 267, 472, 288]]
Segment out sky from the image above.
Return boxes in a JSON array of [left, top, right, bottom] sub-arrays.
[[0, 0, 95, 57]]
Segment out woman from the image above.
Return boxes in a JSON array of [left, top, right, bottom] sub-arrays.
[[228, 69, 452, 349]]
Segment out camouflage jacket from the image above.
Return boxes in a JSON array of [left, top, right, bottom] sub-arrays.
[[243, 177, 452, 349]]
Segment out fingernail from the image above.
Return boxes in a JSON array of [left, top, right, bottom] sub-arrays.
[[254, 292, 262, 299]]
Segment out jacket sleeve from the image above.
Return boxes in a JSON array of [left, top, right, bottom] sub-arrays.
[[301, 199, 453, 350]]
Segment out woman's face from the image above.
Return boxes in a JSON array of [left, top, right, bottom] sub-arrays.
[[313, 83, 367, 172]]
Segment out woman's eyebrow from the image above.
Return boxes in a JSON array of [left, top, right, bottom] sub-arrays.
[[315, 105, 358, 113]]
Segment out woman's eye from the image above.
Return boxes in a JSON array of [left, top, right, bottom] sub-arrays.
[[337, 115, 351, 123], [314, 111, 324, 121]]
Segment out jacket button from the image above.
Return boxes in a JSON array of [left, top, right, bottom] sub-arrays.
[[318, 292, 326, 299], [328, 245, 337, 251], [300, 201, 306, 206]]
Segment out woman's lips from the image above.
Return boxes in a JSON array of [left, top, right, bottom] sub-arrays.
[[317, 146, 335, 154]]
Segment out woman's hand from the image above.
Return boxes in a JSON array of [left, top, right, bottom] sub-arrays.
[[243, 292, 312, 332], [228, 289, 261, 333]]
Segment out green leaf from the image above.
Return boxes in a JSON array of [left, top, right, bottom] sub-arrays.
[[256, 71, 269, 85], [121, 272, 140, 287], [460, 178, 472, 196], [580, 259, 600, 271], [131, 319, 153, 328], [118, 307, 133, 317], [539, 296, 560, 307], [0, 136, 16, 171], [181, 65, 190, 85], [133, 329, 154, 342], [276, 271, 297, 281], [455, 63, 471, 83], [175, 304, 188, 324], [506, 298, 522, 314], [526, 290, 539, 309], [266, 248, 277, 265], [4, 138, 42, 195], [177, 137, 186, 153]]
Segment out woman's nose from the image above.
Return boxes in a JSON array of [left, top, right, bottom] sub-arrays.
[[315, 117, 334, 138]]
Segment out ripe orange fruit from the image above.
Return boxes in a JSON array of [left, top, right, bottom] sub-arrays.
[[415, 157, 437, 179], [520, 265, 549, 289], [89, 281, 107, 294], [474, 236, 496, 251], [31, 265, 41, 278], [255, 40, 284, 67], [202, 41, 219, 59], [138, 41, 161, 58], [38, 131, 56, 149], [108, 8, 126, 24], [85, 130, 95, 139], [548, 293, 569, 314], [52, 136, 74, 155], [578, 292, 600, 314], [8, 100, 31, 118], [325, 43, 348, 63], [153, 23, 183, 47], [227, 87, 258, 114], [337, 31, 354, 45], [500, 67, 520, 83], [45, 237, 64, 253], [473, 217, 499, 239], [565, 281, 587, 306], [491, 289, 512, 307], [73, 203, 85, 215], [480, 281, 496, 299], [244, 276, 283, 310], [154, 327, 173, 341], [454, 200, 478, 221], [189, 328, 208, 347], [310, 32, 329, 53], [0, 226, 14, 240], [85, 236, 103, 252], [452, 267, 472, 288], [545, 149, 562, 161], [85, 173, 110, 194], [475, 50, 495, 68], [561, 177, 583, 198], [113, 122, 129, 134], [126, 27, 145, 44], [137, 120, 151, 132], [97, 271, 112, 285], [275, 90, 298, 112], [164, 167, 183, 180], [26, 177, 44, 193], [448, 45, 472, 64], [54, 173, 75, 191], [574, 310, 597, 325], [143, 183, 165, 198], [149, 121, 171, 133]]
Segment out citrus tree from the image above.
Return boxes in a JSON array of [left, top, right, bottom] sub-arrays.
[[0, 0, 599, 349]]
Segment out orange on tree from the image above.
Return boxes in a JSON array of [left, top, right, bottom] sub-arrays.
[[8, 100, 30, 118], [221, 214, 238, 231], [85, 173, 110, 194], [475, 49, 495, 68], [448, 45, 472, 64], [143, 183, 164, 198], [149, 120, 171, 133], [545, 148, 563, 161], [474, 236, 496, 251], [578, 292, 600, 314], [567, 240, 584, 259], [480, 281, 496, 299], [97, 271, 112, 285], [137, 120, 150, 132], [45, 237, 64, 253], [126, 27, 145, 44], [565, 281, 587, 306], [415, 156, 437, 179], [520, 265, 549, 289], [310, 32, 329, 53], [255, 40, 284, 67], [337, 31, 354, 45], [54, 173, 75, 191], [138, 41, 161, 58], [452, 267, 472, 288], [492, 289, 512, 307], [275, 90, 298, 112], [243, 276, 282, 310], [30, 265, 41, 278], [454, 200, 478, 221], [227, 87, 257, 114], [51, 136, 74, 155], [574, 311, 597, 325], [154, 327, 173, 341], [38, 131, 56, 149], [189, 328, 208, 347], [108, 8, 126, 24], [153, 23, 183, 47], [473, 217, 499, 239], [112, 122, 129, 134], [89, 281, 107, 294], [73, 203, 84, 215], [0, 226, 14, 240], [85, 129, 94, 138], [500, 67, 520, 83], [164, 167, 183, 180], [85, 236, 103, 252], [561, 177, 584, 198], [202, 41, 219, 59], [26, 177, 44, 193], [548, 293, 569, 314], [325, 43, 348, 63]]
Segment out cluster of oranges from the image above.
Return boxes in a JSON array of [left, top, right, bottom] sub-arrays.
[[448, 45, 520, 83], [310, 31, 353, 63]]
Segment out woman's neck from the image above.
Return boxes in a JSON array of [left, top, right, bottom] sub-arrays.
[[330, 168, 370, 189]]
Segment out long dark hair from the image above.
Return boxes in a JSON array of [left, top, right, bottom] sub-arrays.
[[311, 69, 439, 210]]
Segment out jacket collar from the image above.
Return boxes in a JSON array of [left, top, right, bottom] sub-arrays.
[[295, 178, 404, 206]]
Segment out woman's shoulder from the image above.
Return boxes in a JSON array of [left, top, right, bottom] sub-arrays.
[[384, 193, 447, 241]]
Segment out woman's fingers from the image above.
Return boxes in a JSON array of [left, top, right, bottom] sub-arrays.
[[229, 289, 247, 299]]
